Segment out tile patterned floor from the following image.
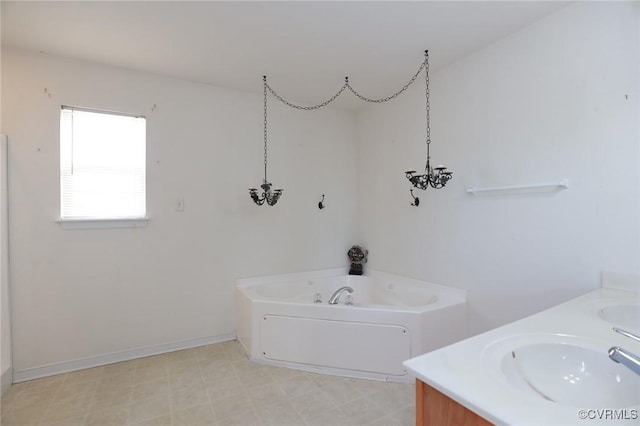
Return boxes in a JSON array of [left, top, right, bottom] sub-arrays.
[[0, 341, 415, 426]]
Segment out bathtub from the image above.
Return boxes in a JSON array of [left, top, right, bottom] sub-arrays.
[[236, 269, 467, 382]]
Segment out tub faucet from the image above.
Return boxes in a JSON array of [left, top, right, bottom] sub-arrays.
[[328, 286, 353, 305], [608, 346, 640, 376]]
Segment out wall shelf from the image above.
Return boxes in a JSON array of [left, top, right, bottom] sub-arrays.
[[467, 179, 569, 195]]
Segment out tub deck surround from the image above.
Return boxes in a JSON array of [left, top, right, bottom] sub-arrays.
[[236, 269, 467, 383], [403, 283, 640, 425]]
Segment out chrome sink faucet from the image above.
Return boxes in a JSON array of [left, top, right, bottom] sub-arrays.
[[608, 347, 640, 376], [608, 327, 640, 376], [328, 286, 353, 305]]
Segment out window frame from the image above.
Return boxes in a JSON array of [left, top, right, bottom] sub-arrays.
[[58, 105, 148, 229]]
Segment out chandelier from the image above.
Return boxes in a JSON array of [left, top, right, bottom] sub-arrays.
[[250, 50, 452, 206], [249, 76, 283, 206], [405, 50, 452, 190]]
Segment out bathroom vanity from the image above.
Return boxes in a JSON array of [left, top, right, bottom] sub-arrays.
[[415, 380, 491, 425], [404, 274, 639, 425]]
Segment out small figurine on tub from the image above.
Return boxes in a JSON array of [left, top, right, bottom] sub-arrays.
[[347, 245, 368, 276]]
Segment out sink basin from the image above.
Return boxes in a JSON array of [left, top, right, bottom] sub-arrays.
[[501, 342, 639, 407], [600, 304, 640, 331]]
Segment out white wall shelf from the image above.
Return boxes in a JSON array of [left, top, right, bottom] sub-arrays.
[[467, 179, 569, 195]]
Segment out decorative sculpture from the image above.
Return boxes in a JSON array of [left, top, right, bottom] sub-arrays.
[[347, 245, 368, 276]]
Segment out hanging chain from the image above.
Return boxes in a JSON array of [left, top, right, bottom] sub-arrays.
[[263, 55, 427, 110], [263, 76, 268, 182], [266, 81, 348, 111], [424, 50, 431, 171], [346, 60, 425, 103]]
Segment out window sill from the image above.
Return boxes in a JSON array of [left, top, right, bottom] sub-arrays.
[[57, 217, 149, 230]]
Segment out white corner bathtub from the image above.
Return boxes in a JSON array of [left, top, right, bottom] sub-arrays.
[[236, 269, 467, 382]]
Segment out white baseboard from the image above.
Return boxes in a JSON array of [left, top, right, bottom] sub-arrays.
[[1, 366, 12, 395], [13, 333, 236, 383]]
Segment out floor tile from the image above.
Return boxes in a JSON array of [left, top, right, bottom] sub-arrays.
[[1, 404, 47, 426], [134, 364, 168, 385], [132, 378, 170, 402], [128, 395, 171, 424], [338, 393, 391, 425], [298, 405, 353, 426], [210, 393, 251, 421], [276, 374, 318, 399], [234, 368, 274, 388], [170, 383, 209, 411], [38, 414, 86, 426], [21, 376, 65, 394], [85, 405, 129, 426], [368, 405, 415, 426], [169, 370, 203, 390], [258, 401, 306, 426], [130, 413, 172, 426], [89, 387, 133, 412], [52, 380, 98, 403], [246, 382, 287, 410], [2, 340, 416, 426], [172, 403, 217, 426], [204, 376, 245, 401], [289, 390, 338, 417], [267, 365, 304, 382], [216, 407, 263, 426], [98, 370, 135, 389], [6, 388, 56, 413], [200, 364, 236, 384], [42, 396, 92, 424]]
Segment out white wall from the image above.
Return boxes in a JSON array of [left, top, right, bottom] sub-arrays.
[[1, 48, 358, 374], [356, 2, 640, 335], [2, 1, 639, 377], [0, 2, 12, 390]]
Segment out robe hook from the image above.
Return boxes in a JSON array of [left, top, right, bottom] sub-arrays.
[[410, 190, 420, 207]]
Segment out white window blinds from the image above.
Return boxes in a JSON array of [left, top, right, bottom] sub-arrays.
[[60, 106, 146, 220]]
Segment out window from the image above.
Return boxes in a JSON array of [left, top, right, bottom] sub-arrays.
[[60, 106, 146, 221]]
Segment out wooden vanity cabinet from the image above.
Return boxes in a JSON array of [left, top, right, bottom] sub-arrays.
[[416, 379, 493, 426]]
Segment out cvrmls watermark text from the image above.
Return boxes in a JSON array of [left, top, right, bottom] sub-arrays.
[[577, 409, 638, 420]]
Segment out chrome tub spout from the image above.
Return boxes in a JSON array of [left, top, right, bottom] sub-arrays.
[[328, 286, 354, 305]]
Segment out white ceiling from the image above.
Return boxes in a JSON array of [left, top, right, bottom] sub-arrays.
[[1, 1, 569, 109]]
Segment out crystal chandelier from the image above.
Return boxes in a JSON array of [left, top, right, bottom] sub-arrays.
[[249, 76, 283, 206], [405, 50, 452, 190]]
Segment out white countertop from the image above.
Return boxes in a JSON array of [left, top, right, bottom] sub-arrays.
[[403, 284, 640, 425]]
